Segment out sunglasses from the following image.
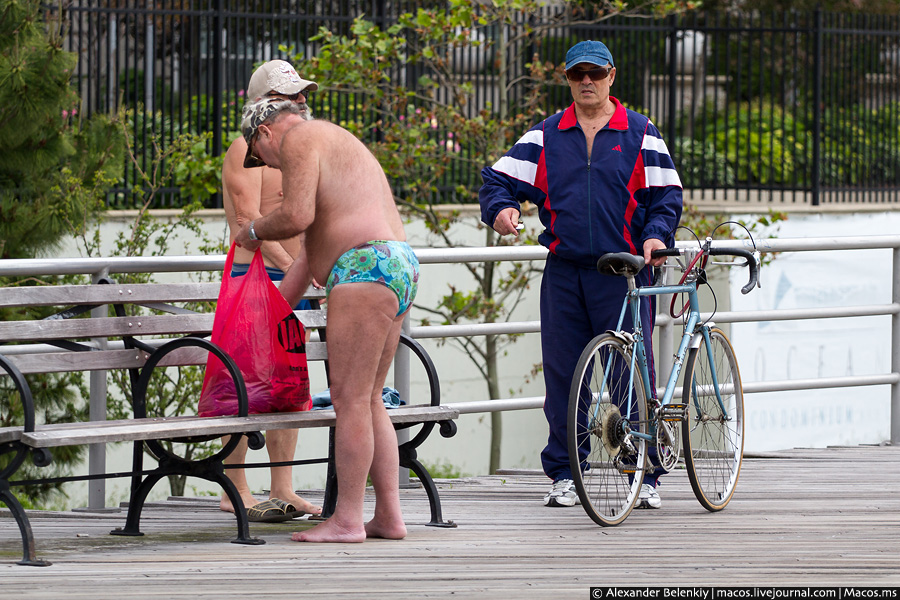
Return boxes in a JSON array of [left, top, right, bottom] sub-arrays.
[[267, 89, 309, 102], [566, 66, 612, 81]]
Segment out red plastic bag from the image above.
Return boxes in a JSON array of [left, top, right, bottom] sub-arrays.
[[199, 242, 311, 417]]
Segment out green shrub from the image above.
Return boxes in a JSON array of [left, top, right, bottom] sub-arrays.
[[819, 102, 900, 186], [673, 137, 736, 187], [698, 100, 807, 185]]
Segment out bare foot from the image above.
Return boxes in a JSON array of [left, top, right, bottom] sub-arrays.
[[271, 492, 323, 516], [365, 518, 407, 540], [290, 519, 366, 543], [219, 493, 261, 514]]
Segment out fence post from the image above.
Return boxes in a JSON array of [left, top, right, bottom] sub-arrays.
[[893, 248, 900, 445], [87, 270, 109, 511], [811, 9, 823, 206], [211, 0, 225, 208], [667, 14, 679, 143]]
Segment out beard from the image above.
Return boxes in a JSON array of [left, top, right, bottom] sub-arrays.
[[298, 103, 314, 121]]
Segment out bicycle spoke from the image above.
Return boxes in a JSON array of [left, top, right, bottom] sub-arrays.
[[682, 327, 744, 511], [568, 335, 647, 526]]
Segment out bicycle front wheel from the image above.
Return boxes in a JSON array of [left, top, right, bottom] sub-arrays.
[[568, 334, 648, 526], [682, 327, 744, 511]]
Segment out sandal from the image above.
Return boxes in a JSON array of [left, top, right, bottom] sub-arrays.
[[270, 498, 308, 519], [246, 499, 291, 523]]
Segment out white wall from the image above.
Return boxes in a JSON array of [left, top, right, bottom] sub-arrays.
[[730, 212, 894, 451]]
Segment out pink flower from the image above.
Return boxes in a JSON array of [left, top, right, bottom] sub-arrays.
[[238, 89, 245, 97], [62, 110, 68, 118]]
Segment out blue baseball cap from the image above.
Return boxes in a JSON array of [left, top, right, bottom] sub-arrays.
[[565, 40, 614, 70]]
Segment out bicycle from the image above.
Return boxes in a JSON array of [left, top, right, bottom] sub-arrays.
[[567, 230, 760, 526]]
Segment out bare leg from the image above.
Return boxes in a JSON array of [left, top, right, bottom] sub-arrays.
[[364, 317, 407, 540], [265, 428, 322, 515], [220, 435, 260, 513], [292, 283, 403, 543]]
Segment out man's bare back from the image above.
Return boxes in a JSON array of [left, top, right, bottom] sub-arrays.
[[276, 119, 406, 284]]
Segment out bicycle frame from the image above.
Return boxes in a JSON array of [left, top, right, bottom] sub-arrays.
[[606, 263, 729, 446]]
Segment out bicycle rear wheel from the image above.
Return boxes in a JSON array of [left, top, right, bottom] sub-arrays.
[[568, 334, 648, 526], [682, 327, 744, 511]]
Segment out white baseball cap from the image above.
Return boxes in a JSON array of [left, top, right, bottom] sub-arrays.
[[246, 60, 318, 101]]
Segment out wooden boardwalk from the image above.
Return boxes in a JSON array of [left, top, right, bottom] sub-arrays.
[[2, 445, 899, 598]]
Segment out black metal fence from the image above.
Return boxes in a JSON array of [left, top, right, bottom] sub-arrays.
[[58, 1, 900, 208]]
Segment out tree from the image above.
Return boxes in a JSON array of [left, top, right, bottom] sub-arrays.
[[0, 0, 124, 508], [0, 0, 123, 258], [294, 0, 696, 473]]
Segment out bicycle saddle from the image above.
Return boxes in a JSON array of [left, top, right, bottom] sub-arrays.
[[597, 252, 645, 278]]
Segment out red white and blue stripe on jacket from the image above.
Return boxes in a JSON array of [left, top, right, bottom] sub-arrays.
[[479, 97, 683, 268]]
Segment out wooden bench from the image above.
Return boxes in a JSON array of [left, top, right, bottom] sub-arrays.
[[0, 279, 458, 566]]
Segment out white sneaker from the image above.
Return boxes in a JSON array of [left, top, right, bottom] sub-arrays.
[[638, 483, 661, 509], [543, 479, 580, 507]]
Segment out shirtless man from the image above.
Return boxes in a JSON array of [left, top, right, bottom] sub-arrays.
[[217, 60, 321, 520], [234, 97, 418, 543]]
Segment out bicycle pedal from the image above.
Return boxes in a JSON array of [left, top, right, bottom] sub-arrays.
[[659, 403, 687, 421]]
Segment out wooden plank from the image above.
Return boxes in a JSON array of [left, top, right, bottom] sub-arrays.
[[0, 426, 22, 445], [19, 405, 459, 447], [0, 313, 216, 342], [0, 282, 222, 307], [0, 341, 325, 377], [3, 349, 147, 374], [0, 310, 325, 343], [0, 282, 326, 309], [0, 446, 898, 594]]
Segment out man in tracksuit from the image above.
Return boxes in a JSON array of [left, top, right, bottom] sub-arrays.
[[479, 40, 683, 508]]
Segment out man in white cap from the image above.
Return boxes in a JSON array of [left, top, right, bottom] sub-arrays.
[[215, 59, 321, 522], [235, 96, 419, 543]]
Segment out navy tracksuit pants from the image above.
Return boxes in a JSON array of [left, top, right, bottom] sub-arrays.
[[539, 253, 662, 484]]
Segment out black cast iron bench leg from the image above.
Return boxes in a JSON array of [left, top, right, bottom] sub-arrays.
[[110, 454, 264, 545], [0, 482, 51, 566]]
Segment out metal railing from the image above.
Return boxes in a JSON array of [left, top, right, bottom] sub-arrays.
[[2, 235, 899, 508]]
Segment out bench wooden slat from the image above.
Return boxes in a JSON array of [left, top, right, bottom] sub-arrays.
[[153, 342, 328, 365], [20, 405, 459, 448], [0, 283, 223, 308], [0, 313, 215, 342], [0, 426, 23, 445], [4, 349, 146, 374], [0, 310, 326, 344], [0, 341, 327, 376], [0, 283, 327, 309]]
